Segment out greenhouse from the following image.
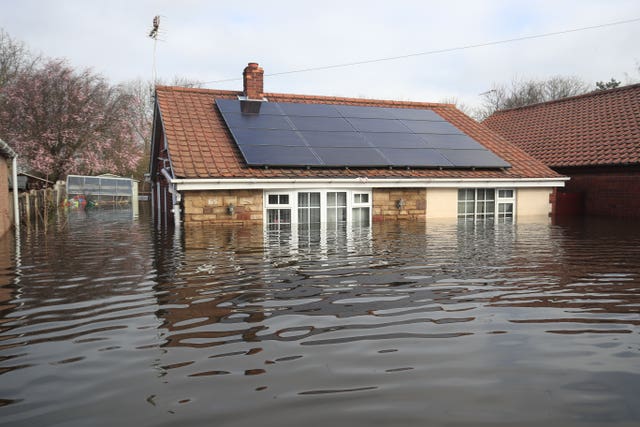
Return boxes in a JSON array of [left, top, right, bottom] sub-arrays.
[[66, 174, 138, 206]]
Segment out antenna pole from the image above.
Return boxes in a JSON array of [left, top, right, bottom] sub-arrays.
[[148, 15, 160, 85]]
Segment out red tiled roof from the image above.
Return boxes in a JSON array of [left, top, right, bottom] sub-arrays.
[[483, 84, 640, 168], [155, 86, 561, 180]]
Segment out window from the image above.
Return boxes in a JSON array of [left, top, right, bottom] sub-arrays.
[[354, 193, 369, 204], [264, 189, 371, 227], [266, 193, 292, 230], [496, 189, 515, 222], [498, 189, 513, 198], [352, 193, 371, 226], [268, 194, 289, 205], [458, 188, 515, 221], [298, 192, 321, 225], [326, 192, 348, 223], [497, 203, 514, 220]]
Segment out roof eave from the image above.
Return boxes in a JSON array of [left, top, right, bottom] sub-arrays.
[[0, 138, 17, 159], [170, 176, 568, 192]]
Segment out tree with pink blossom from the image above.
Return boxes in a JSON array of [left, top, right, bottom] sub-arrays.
[[0, 58, 142, 181]]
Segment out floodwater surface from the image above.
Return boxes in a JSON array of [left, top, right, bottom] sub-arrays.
[[0, 209, 639, 427]]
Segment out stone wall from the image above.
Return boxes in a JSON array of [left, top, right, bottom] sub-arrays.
[[372, 188, 426, 221], [183, 190, 263, 225]]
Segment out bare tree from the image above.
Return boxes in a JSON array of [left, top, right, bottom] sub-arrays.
[[439, 96, 473, 117], [0, 28, 40, 89], [121, 76, 204, 178], [166, 76, 203, 89], [476, 76, 590, 120], [623, 61, 640, 84], [543, 76, 590, 99]]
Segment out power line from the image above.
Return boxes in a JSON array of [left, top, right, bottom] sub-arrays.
[[202, 17, 640, 85]]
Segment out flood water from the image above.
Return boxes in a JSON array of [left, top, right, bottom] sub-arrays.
[[1, 208, 639, 427]]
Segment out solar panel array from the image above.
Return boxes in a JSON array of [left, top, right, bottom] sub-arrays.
[[215, 99, 511, 169]]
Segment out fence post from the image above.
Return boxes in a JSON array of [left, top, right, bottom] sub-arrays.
[[33, 190, 38, 222], [55, 180, 65, 207], [24, 192, 31, 224]]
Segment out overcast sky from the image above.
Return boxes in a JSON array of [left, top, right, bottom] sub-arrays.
[[1, 0, 639, 109]]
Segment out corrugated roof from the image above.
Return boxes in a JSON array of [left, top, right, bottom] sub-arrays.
[[155, 86, 561, 180], [483, 84, 640, 168]]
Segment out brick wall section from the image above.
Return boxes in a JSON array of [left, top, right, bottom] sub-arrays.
[[183, 190, 263, 225], [557, 167, 640, 217], [373, 188, 426, 221], [0, 158, 11, 237]]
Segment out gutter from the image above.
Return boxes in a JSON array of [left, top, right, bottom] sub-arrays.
[[161, 167, 182, 225], [12, 157, 18, 231], [162, 176, 569, 191], [160, 167, 181, 200]]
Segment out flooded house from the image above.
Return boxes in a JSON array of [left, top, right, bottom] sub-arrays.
[[149, 63, 566, 227], [484, 83, 640, 218]]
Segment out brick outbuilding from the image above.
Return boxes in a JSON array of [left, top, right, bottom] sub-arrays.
[[484, 84, 640, 218]]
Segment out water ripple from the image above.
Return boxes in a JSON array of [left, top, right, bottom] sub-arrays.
[[1, 213, 639, 426]]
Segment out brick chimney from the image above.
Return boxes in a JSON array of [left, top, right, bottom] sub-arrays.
[[243, 62, 264, 100]]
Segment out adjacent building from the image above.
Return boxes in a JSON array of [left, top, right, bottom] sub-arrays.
[[0, 138, 17, 237], [150, 63, 566, 228], [484, 84, 640, 218]]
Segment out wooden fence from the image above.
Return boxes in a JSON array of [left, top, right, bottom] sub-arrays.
[[14, 182, 67, 228]]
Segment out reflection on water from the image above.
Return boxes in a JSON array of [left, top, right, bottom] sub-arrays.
[[1, 210, 639, 426]]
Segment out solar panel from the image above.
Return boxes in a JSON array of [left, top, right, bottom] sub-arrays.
[[400, 120, 462, 135], [379, 148, 454, 167], [390, 108, 444, 121], [216, 98, 284, 115], [215, 99, 510, 169], [222, 113, 293, 130], [216, 98, 242, 113], [439, 149, 511, 168], [287, 116, 354, 132], [362, 133, 429, 148], [335, 105, 396, 119], [300, 131, 371, 148], [422, 134, 486, 150], [314, 147, 388, 166], [229, 129, 306, 146], [239, 145, 322, 166], [279, 102, 340, 117], [346, 118, 410, 133]]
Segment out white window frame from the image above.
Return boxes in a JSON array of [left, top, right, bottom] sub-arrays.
[[297, 191, 322, 227], [263, 189, 372, 226], [457, 188, 516, 221], [352, 192, 372, 227], [496, 189, 516, 221], [265, 191, 294, 228]]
